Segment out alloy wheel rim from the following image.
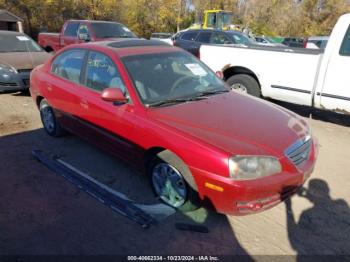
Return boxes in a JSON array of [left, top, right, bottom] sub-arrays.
[[41, 106, 55, 133], [231, 83, 248, 94], [152, 163, 187, 208]]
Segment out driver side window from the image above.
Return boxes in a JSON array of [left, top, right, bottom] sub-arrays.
[[211, 33, 231, 44], [83, 51, 127, 94]]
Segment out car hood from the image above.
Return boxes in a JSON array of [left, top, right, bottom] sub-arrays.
[[0, 51, 51, 70], [148, 92, 310, 157]]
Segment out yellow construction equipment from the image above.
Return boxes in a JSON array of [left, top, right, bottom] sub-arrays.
[[190, 10, 235, 30]]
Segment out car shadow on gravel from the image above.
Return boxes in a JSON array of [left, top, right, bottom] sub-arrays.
[[0, 128, 253, 257], [269, 99, 350, 127], [0, 90, 30, 97], [284, 179, 350, 256]]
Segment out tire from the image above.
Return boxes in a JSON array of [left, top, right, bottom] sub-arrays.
[[226, 74, 261, 97], [147, 150, 200, 212], [39, 99, 65, 137]]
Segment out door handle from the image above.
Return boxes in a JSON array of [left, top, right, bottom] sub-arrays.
[[80, 99, 89, 109]]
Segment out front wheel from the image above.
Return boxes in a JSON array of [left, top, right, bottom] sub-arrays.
[[39, 99, 65, 137], [148, 151, 200, 212], [226, 74, 261, 97]]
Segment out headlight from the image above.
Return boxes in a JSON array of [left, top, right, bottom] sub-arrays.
[[229, 156, 282, 181], [0, 64, 17, 74]]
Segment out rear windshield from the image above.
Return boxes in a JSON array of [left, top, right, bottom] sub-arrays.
[[122, 51, 226, 105], [91, 23, 137, 39], [0, 34, 42, 52]]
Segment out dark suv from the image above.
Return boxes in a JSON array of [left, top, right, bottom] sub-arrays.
[[172, 29, 254, 56]]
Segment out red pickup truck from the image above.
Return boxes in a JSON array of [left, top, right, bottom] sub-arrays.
[[38, 20, 137, 52]]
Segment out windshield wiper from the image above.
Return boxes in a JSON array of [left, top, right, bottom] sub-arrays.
[[196, 89, 230, 97], [146, 96, 207, 108]]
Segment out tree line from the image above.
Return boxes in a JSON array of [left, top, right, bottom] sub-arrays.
[[1, 0, 350, 38]]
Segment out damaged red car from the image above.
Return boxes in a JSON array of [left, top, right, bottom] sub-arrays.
[[30, 39, 317, 215]]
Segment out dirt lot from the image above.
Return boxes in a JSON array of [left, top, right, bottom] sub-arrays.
[[0, 91, 349, 257]]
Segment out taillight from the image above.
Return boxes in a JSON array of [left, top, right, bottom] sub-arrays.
[[196, 50, 200, 59], [303, 38, 308, 48]]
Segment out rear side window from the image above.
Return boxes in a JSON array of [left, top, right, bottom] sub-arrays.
[[51, 50, 85, 84], [64, 22, 80, 37], [340, 26, 350, 56], [197, 32, 212, 43], [84, 51, 126, 93], [181, 32, 198, 41]]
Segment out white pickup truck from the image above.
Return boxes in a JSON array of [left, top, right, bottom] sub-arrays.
[[200, 13, 350, 114]]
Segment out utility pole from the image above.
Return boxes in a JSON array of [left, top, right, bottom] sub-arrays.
[[177, 0, 182, 32]]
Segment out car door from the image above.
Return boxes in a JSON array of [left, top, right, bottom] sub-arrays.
[[176, 31, 200, 55], [196, 31, 213, 45], [210, 32, 232, 45], [48, 49, 87, 129], [317, 26, 350, 113], [76, 50, 139, 162], [60, 21, 80, 48]]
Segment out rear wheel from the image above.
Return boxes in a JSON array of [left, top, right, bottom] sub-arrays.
[[39, 99, 65, 137], [148, 151, 200, 212], [226, 74, 261, 97]]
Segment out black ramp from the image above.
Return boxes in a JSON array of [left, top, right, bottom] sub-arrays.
[[32, 149, 158, 228]]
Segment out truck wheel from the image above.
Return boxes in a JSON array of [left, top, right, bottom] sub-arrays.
[[226, 74, 261, 97], [148, 151, 200, 212], [39, 99, 65, 137]]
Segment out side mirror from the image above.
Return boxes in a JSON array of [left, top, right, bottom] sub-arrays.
[[101, 87, 128, 105], [78, 33, 90, 42]]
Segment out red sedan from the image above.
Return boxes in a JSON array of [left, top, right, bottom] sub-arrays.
[[30, 39, 317, 215]]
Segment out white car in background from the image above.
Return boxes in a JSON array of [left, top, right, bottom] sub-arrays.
[[150, 33, 173, 45]]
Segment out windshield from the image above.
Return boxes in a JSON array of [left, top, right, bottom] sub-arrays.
[[91, 23, 137, 39], [227, 32, 252, 45], [219, 12, 233, 28], [122, 52, 227, 106], [0, 34, 42, 52]]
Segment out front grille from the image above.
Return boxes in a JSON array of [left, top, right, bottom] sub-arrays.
[[285, 137, 312, 167], [0, 81, 19, 87]]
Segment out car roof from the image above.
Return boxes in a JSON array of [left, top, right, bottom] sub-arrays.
[[151, 33, 172, 35], [73, 39, 182, 57], [107, 39, 170, 48], [180, 29, 226, 34], [308, 36, 329, 40], [68, 20, 122, 25]]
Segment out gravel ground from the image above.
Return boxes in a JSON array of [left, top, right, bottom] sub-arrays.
[[0, 91, 349, 258]]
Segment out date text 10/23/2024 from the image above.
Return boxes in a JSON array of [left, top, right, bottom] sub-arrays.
[[127, 256, 220, 261]]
